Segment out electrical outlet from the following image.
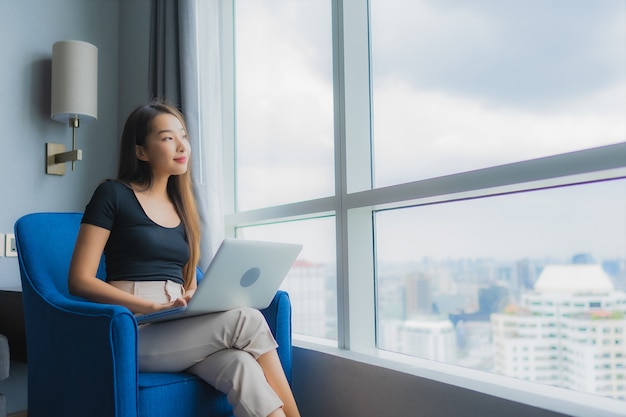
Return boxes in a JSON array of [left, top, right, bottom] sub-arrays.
[[0, 233, 4, 257], [5, 233, 17, 257]]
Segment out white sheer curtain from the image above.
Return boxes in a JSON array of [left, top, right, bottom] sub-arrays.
[[179, 0, 225, 268]]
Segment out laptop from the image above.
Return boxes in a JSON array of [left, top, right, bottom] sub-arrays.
[[136, 238, 302, 324]]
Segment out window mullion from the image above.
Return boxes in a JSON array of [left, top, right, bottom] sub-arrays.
[[220, 0, 236, 225], [334, 0, 377, 352]]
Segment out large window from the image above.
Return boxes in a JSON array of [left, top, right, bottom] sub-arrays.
[[375, 179, 626, 398], [225, 0, 626, 407]]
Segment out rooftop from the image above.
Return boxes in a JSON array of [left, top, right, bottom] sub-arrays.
[[534, 264, 614, 294]]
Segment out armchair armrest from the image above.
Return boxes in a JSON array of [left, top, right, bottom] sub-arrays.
[[260, 290, 292, 382], [22, 273, 139, 417]]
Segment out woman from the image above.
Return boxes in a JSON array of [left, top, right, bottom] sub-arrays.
[[68, 100, 301, 417]]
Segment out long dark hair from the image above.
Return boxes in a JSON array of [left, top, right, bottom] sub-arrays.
[[117, 100, 201, 289]]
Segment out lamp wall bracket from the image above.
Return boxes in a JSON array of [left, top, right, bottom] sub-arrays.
[[46, 143, 82, 175]]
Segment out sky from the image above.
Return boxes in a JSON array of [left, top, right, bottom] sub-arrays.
[[232, 0, 626, 264], [371, 0, 625, 108], [375, 178, 626, 262], [369, 0, 626, 186]]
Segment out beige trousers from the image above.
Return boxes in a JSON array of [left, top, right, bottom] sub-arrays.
[[110, 280, 283, 417]]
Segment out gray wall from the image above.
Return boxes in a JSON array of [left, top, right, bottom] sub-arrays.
[[0, 0, 150, 290], [292, 347, 572, 417], [0, 2, 584, 416], [117, 0, 152, 130]]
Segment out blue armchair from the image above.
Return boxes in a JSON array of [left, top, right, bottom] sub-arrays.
[[14, 212, 293, 417]]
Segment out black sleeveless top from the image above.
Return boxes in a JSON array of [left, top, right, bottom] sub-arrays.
[[81, 180, 189, 285]]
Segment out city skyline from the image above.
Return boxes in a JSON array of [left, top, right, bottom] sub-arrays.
[[281, 249, 626, 401]]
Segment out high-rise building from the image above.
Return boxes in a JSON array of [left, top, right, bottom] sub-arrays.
[[281, 259, 330, 339], [398, 319, 457, 362], [379, 317, 457, 363], [406, 272, 432, 318], [491, 264, 626, 400]]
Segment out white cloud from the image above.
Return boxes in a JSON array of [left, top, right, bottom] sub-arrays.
[[373, 79, 626, 186], [235, 0, 334, 209]]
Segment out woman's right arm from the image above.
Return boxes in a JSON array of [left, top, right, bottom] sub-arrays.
[[68, 223, 186, 314]]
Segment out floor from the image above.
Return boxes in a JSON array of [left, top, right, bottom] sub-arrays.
[[0, 361, 27, 416]]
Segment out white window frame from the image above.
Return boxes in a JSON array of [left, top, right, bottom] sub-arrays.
[[218, 1, 626, 416]]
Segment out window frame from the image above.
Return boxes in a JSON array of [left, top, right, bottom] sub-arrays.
[[218, 0, 626, 415]]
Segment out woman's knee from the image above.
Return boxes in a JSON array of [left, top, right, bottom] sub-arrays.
[[228, 307, 277, 355], [226, 306, 265, 322], [227, 307, 268, 334], [188, 349, 259, 390]]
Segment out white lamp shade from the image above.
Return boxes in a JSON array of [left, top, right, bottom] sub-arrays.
[[51, 40, 98, 123]]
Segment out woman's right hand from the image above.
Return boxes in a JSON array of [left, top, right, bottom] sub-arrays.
[[150, 297, 188, 313]]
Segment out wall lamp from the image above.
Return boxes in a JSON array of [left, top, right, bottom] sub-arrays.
[[46, 40, 98, 175]]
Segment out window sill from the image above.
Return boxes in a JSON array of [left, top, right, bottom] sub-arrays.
[[293, 338, 626, 417]]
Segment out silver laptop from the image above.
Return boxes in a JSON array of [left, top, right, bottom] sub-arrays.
[[136, 238, 302, 324]]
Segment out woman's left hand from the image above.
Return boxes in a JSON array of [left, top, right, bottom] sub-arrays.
[[183, 288, 195, 303]]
